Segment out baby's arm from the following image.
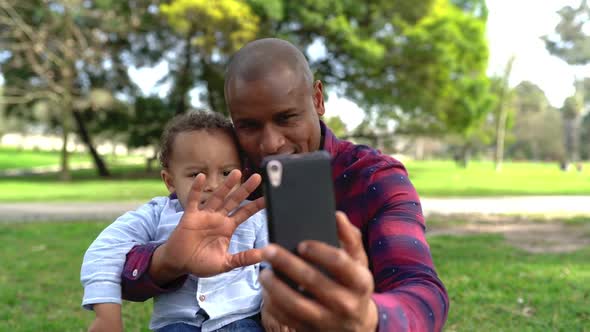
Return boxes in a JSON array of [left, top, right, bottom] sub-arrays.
[[87, 303, 123, 332], [81, 198, 166, 329]]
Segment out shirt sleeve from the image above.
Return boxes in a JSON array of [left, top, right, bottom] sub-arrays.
[[80, 198, 164, 310], [120, 242, 188, 302], [365, 164, 449, 332]]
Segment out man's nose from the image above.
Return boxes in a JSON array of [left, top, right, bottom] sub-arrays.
[[260, 124, 285, 155]]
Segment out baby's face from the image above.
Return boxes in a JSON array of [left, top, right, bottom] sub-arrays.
[[162, 129, 242, 209]]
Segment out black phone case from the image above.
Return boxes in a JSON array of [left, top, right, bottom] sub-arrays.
[[261, 151, 340, 252]]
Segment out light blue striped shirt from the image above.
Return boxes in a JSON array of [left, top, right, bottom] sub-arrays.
[[81, 196, 268, 331]]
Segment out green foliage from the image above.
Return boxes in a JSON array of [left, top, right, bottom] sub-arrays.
[[323, 116, 348, 138], [544, 1, 590, 65], [160, 0, 259, 54], [512, 81, 550, 114], [275, 0, 491, 137], [126, 96, 174, 150], [394, 0, 492, 135], [1, 0, 493, 164], [502, 81, 565, 161], [508, 108, 565, 161]]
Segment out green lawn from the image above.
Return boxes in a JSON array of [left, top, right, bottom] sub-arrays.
[[1, 154, 590, 202], [0, 221, 588, 331], [0, 147, 92, 170], [0, 165, 165, 202], [406, 160, 590, 197]]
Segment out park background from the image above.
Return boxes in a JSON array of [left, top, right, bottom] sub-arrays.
[[1, 0, 589, 331]]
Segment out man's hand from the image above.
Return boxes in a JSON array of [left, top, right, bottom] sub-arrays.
[[88, 303, 123, 332], [261, 303, 295, 332], [150, 170, 265, 284], [259, 212, 379, 332]]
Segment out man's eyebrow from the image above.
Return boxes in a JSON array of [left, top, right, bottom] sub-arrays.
[[273, 108, 298, 116]]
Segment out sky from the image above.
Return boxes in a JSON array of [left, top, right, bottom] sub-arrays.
[[486, 0, 590, 106]]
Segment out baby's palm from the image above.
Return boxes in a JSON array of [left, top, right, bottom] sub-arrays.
[[163, 170, 265, 277]]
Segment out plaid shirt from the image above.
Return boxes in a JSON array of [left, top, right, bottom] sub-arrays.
[[122, 122, 449, 332]]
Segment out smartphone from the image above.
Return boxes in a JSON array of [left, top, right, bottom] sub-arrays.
[[261, 150, 340, 252], [261, 151, 340, 294]]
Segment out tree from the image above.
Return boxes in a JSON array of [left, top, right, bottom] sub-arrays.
[[323, 116, 348, 138], [157, 0, 260, 115], [507, 81, 563, 161], [0, 0, 154, 179], [493, 56, 515, 172], [581, 112, 590, 160], [126, 96, 176, 171], [141, 0, 490, 136], [544, 0, 590, 167]]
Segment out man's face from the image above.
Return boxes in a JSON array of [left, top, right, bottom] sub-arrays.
[[161, 129, 241, 209], [226, 68, 325, 168]]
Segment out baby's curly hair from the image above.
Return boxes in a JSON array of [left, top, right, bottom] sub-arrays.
[[159, 111, 236, 169]]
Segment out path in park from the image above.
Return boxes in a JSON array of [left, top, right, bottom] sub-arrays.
[[1, 196, 589, 223], [2, 196, 589, 253]]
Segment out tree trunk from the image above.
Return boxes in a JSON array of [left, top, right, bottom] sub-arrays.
[[494, 56, 515, 172], [202, 61, 227, 115], [173, 29, 195, 115], [563, 116, 576, 171], [72, 110, 110, 177], [455, 144, 470, 168], [60, 109, 71, 181], [495, 106, 508, 172], [146, 149, 158, 172]]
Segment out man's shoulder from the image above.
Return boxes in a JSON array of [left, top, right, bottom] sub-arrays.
[[332, 138, 406, 176]]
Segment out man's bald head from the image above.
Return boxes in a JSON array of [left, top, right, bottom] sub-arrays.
[[224, 38, 314, 93]]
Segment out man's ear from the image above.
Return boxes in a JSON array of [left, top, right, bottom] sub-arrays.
[[313, 80, 325, 117], [161, 169, 176, 195]]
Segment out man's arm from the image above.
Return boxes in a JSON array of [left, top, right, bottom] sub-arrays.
[[365, 166, 449, 331], [258, 160, 448, 332]]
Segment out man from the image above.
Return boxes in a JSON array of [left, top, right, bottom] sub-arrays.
[[122, 38, 449, 331]]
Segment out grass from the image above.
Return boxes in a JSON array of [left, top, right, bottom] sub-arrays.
[[1, 149, 590, 202], [0, 221, 588, 331], [0, 221, 152, 332], [429, 234, 590, 332], [0, 147, 92, 170], [0, 165, 165, 202], [405, 160, 590, 197]]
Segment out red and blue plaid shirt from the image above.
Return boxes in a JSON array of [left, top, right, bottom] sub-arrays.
[[122, 122, 449, 331]]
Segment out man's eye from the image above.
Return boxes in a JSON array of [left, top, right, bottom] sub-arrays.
[[236, 122, 259, 130], [277, 113, 296, 124]]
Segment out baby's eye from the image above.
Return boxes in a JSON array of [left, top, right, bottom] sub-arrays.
[[189, 172, 202, 178], [223, 170, 234, 177]]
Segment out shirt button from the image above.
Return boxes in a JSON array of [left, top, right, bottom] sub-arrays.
[[199, 294, 206, 302], [132, 269, 138, 277]]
